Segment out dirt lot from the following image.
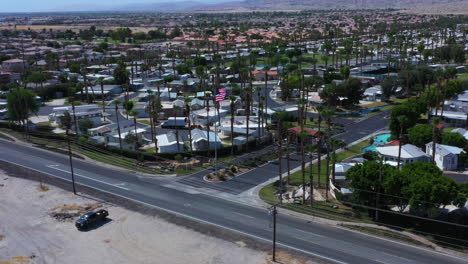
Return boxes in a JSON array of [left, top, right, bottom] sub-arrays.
[[0, 169, 311, 264]]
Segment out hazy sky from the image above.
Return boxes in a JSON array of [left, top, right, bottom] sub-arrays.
[[4, 0, 229, 12]]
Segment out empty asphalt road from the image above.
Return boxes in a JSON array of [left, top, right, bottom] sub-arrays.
[[0, 139, 466, 264]]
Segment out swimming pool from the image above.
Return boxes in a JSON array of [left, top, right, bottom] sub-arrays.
[[374, 134, 391, 145], [362, 145, 378, 152], [361, 133, 391, 152]]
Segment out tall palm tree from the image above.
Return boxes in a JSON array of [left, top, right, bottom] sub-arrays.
[[275, 111, 288, 203], [320, 106, 335, 200], [396, 115, 409, 169], [307, 144, 317, 207], [316, 106, 324, 188], [298, 129, 309, 204], [129, 110, 139, 150], [184, 97, 193, 153], [244, 86, 252, 152], [229, 95, 236, 155], [146, 90, 155, 143], [432, 118, 440, 163], [173, 105, 182, 152], [112, 100, 123, 154], [99, 77, 105, 117]]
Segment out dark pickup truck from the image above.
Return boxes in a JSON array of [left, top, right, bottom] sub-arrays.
[[75, 210, 108, 230]]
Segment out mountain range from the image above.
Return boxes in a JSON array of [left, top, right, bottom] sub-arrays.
[[51, 0, 468, 12]]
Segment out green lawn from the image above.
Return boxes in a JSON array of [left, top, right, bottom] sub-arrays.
[[360, 102, 388, 109], [457, 73, 468, 80], [137, 119, 151, 126]]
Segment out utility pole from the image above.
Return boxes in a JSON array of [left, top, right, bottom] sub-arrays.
[[269, 205, 278, 262], [67, 133, 77, 195]]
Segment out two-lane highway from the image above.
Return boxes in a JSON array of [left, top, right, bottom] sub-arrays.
[[0, 139, 466, 264]]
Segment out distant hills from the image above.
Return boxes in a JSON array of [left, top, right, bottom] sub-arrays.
[[223, 0, 468, 10], [51, 0, 468, 13]]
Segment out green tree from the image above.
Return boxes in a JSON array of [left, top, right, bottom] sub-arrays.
[[6, 88, 39, 133], [404, 162, 462, 215], [346, 161, 397, 207], [122, 100, 134, 119], [442, 132, 466, 148], [380, 76, 399, 102], [407, 124, 433, 148], [113, 61, 129, 85], [78, 118, 94, 135]]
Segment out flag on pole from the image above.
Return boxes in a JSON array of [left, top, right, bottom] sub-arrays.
[[215, 88, 226, 102]]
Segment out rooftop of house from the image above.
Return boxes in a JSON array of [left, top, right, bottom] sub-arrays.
[[191, 128, 221, 143], [452, 128, 468, 140], [156, 132, 182, 146], [426, 142, 465, 156], [377, 144, 429, 159], [288, 127, 320, 136]]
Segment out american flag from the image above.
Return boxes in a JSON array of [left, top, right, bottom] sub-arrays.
[[215, 88, 226, 102]]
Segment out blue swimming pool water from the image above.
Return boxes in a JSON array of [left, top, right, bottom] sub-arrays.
[[362, 145, 378, 152], [374, 134, 391, 145], [361, 133, 391, 152]]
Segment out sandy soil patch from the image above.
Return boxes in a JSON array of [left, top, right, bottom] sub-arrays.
[[0, 170, 311, 264]]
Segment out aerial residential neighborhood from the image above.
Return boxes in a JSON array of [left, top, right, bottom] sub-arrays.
[[0, 1, 467, 264]]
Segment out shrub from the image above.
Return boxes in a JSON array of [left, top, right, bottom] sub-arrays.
[[363, 151, 378, 161], [218, 172, 226, 181], [230, 165, 238, 173]]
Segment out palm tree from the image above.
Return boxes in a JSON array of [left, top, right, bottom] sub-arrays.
[[255, 86, 262, 138], [184, 97, 193, 153], [432, 118, 440, 163], [396, 115, 409, 169], [320, 106, 335, 201], [244, 86, 252, 152], [129, 110, 139, 150], [229, 95, 236, 155], [275, 111, 288, 203], [307, 144, 317, 207], [298, 129, 309, 204], [123, 99, 134, 120], [146, 90, 155, 143], [99, 77, 105, 117], [173, 105, 182, 152], [112, 100, 123, 154]]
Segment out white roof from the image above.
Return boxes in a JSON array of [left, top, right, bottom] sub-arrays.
[[156, 133, 183, 146], [377, 144, 429, 159], [334, 163, 358, 173], [114, 128, 146, 138], [426, 142, 465, 156], [452, 128, 468, 140]]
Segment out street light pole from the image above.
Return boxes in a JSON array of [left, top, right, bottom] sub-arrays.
[[269, 205, 277, 262]]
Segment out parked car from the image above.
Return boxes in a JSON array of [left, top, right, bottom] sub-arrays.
[[75, 210, 108, 230]]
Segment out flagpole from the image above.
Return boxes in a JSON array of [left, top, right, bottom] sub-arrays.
[[214, 104, 218, 177], [213, 87, 225, 178]]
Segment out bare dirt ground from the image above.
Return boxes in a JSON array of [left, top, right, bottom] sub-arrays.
[[0, 169, 311, 264]]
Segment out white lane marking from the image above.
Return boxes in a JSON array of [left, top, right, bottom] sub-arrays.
[[233, 211, 256, 219], [46, 165, 130, 190], [294, 228, 326, 238]]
